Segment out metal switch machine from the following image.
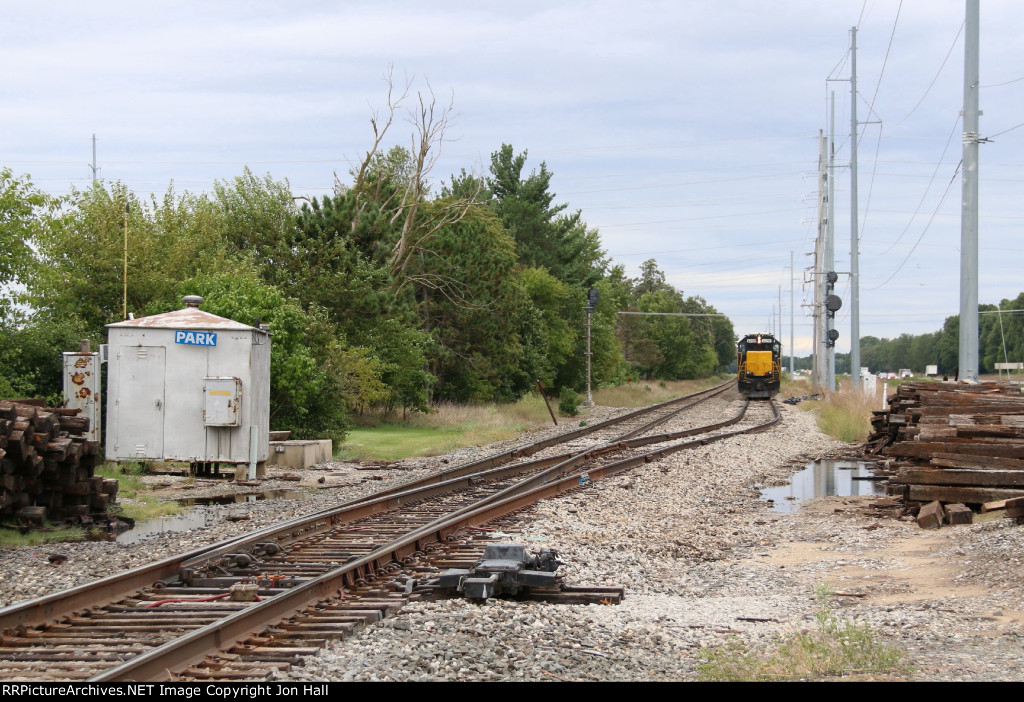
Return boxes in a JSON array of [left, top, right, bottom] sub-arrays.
[[439, 544, 563, 599]]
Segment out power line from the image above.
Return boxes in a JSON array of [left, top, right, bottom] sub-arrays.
[[865, 160, 961, 291], [891, 21, 964, 129], [878, 113, 962, 256], [988, 121, 1024, 140]]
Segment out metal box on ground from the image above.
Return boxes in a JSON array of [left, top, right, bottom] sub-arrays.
[[62, 342, 102, 445], [105, 296, 271, 477]]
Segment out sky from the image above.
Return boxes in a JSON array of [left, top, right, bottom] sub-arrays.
[[3, 1, 1022, 358]]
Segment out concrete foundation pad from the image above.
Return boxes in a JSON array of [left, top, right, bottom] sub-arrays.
[[266, 439, 333, 471]]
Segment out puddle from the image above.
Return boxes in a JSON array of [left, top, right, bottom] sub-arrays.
[[88, 490, 301, 543], [760, 459, 885, 513], [174, 490, 299, 507], [103, 511, 218, 544]]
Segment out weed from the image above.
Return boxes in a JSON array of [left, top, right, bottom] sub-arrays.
[[810, 383, 879, 443], [697, 584, 910, 681]]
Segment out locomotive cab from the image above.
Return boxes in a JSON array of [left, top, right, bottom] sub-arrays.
[[737, 333, 782, 399]]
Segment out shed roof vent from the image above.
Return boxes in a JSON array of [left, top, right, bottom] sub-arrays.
[[182, 295, 204, 308]]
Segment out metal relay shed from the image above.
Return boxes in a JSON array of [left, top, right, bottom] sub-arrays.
[[105, 295, 271, 477]]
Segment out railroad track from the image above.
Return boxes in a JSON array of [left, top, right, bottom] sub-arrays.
[[0, 384, 781, 681]]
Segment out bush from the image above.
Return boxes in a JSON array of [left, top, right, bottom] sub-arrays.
[[558, 386, 581, 416]]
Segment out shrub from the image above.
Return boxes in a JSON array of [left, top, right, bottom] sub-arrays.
[[558, 386, 581, 416]]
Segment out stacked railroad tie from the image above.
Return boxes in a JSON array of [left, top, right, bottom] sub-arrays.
[[865, 381, 1024, 528], [0, 399, 115, 525]]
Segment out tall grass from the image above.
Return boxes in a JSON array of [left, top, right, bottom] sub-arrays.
[[794, 380, 879, 443]]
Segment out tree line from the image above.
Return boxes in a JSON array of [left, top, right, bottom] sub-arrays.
[[787, 292, 1024, 377], [0, 90, 734, 441]]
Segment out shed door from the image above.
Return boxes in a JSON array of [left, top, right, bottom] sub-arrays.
[[116, 346, 166, 459]]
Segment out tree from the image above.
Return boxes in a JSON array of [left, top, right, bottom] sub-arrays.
[[616, 259, 721, 380], [212, 168, 298, 266], [487, 144, 607, 287], [177, 271, 359, 442], [29, 181, 236, 341], [349, 71, 482, 297], [409, 201, 530, 402], [0, 169, 50, 316]]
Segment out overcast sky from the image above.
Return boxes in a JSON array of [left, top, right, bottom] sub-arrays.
[[3, 1, 1022, 357]]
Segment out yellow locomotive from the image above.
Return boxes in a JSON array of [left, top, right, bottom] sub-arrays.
[[737, 333, 782, 399]]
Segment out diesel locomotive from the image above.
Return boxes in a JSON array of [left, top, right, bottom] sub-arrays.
[[737, 332, 782, 399]]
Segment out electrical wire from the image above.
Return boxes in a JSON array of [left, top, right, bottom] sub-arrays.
[[865, 0, 902, 122], [988, 121, 1024, 140], [865, 160, 961, 292], [981, 76, 1024, 88], [854, 2, 901, 240], [891, 21, 964, 129], [878, 113, 962, 256]]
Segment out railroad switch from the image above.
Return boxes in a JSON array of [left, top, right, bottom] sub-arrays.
[[438, 543, 563, 600]]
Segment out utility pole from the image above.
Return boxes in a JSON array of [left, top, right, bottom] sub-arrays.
[[777, 286, 782, 344], [850, 26, 861, 389], [585, 288, 598, 405], [123, 203, 129, 320], [827, 92, 837, 391], [812, 131, 827, 391], [90, 134, 99, 182], [789, 251, 795, 379], [960, 0, 981, 382]]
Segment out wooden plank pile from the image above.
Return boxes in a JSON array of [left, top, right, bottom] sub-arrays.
[[865, 381, 1024, 526], [0, 399, 116, 524]]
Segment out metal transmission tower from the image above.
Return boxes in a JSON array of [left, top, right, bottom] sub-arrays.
[[960, 0, 981, 382]]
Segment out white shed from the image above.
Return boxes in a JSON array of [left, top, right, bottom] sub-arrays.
[[105, 295, 271, 477]]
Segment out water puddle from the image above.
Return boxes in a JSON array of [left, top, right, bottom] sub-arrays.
[[88, 490, 301, 543], [174, 489, 299, 507], [760, 459, 885, 513], [104, 511, 218, 544]]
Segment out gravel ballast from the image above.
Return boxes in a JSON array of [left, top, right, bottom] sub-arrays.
[[2, 399, 1023, 681]]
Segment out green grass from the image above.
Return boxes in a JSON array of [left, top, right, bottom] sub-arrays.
[[0, 525, 86, 547], [94, 462, 147, 499], [339, 424, 477, 461], [112, 496, 182, 522], [339, 394, 556, 461], [697, 584, 910, 681], [339, 380, 729, 461], [94, 461, 183, 521]]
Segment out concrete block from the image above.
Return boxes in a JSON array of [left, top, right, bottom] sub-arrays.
[[267, 440, 327, 470]]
